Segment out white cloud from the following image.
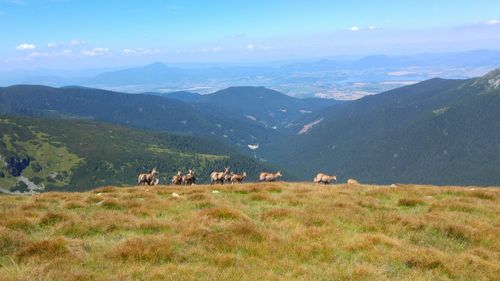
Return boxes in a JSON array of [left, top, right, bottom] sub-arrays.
[[46, 40, 85, 48], [245, 43, 273, 51], [122, 48, 160, 55], [485, 19, 500, 25], [349, 25, 378, 32], [122, 48, 134, 55], [16, 43, 36, 50], [81, 47, 109, 57]]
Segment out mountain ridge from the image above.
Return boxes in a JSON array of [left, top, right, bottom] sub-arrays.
[[262, 68, 500, 185], [0, 84, 289, 153]]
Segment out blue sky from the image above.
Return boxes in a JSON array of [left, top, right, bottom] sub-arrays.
[[1, 0, 500, 70]]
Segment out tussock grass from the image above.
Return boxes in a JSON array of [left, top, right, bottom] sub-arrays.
[[200, 206, 249, 221], [0, 211, 38, 232], [135, 220, 171, 234], [195, 199, 215, 209], [0, 182, 498, 280], [106, 235, 177, 263], [249, 192, 273, 202], [39, 211, 70, 226], [99, 198, 123, 210], [403, 247, 448, 270], [187, 193, 210, 201], [397, 197, 425, 207], [16, 237, 77, 262], [260, 208, 290, 220], [0, 227, 27, 256], [346, 233, 403, 251]]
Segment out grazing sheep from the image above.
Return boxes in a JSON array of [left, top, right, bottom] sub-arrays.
[[259, 171, 282, 182], [211, 167, 230, 185], [183, 169, 196, 185], [230, 172, 247, 184], [137, 167, 158, 186], [313, 173, 337, 184], [347, 178, 360, 185], [171, 171, 182, 185]]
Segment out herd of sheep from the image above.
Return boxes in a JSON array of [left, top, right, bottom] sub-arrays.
[[137, 167, 341, 186]]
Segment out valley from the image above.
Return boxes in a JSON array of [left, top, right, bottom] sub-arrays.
[[0, 69, 499, 192], [3, 50, 500, 100]]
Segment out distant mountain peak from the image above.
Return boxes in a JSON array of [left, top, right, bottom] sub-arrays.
[[144, 62, 169, 69], [213, 86, 282, 96]]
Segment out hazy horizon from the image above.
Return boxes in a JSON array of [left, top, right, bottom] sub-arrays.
[[1, 48, 498, 73], [1, 0, 500, 70]]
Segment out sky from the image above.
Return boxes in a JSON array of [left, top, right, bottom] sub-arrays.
[[1, 0, 500, 70]]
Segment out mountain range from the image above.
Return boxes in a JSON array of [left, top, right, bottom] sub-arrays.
[[0, 85, 335, 154], [0, 68, 499, 190], [263, 69, 500, 186], [2, 50, 499, 99]]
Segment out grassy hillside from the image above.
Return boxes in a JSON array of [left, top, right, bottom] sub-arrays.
[[263, 69, 500, 186], [0, 183, 498, 280], [0, 116, 269, 192]]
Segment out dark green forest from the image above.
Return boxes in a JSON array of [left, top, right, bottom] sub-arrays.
[[263, 69, 500, 186]]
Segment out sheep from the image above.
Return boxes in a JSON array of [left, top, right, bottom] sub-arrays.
[[313, 173, 337, 184], [230, 172, 247, 184], [171, 171, 182, 185], [259, 171, 282, 182], [137, 167, 158, 186], [211, 167, 230, 185]]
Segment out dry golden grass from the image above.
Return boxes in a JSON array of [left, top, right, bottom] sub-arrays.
[[106, 235, 177, 263], [397, 197, 425, 207], [0, 182, 499, 280]]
